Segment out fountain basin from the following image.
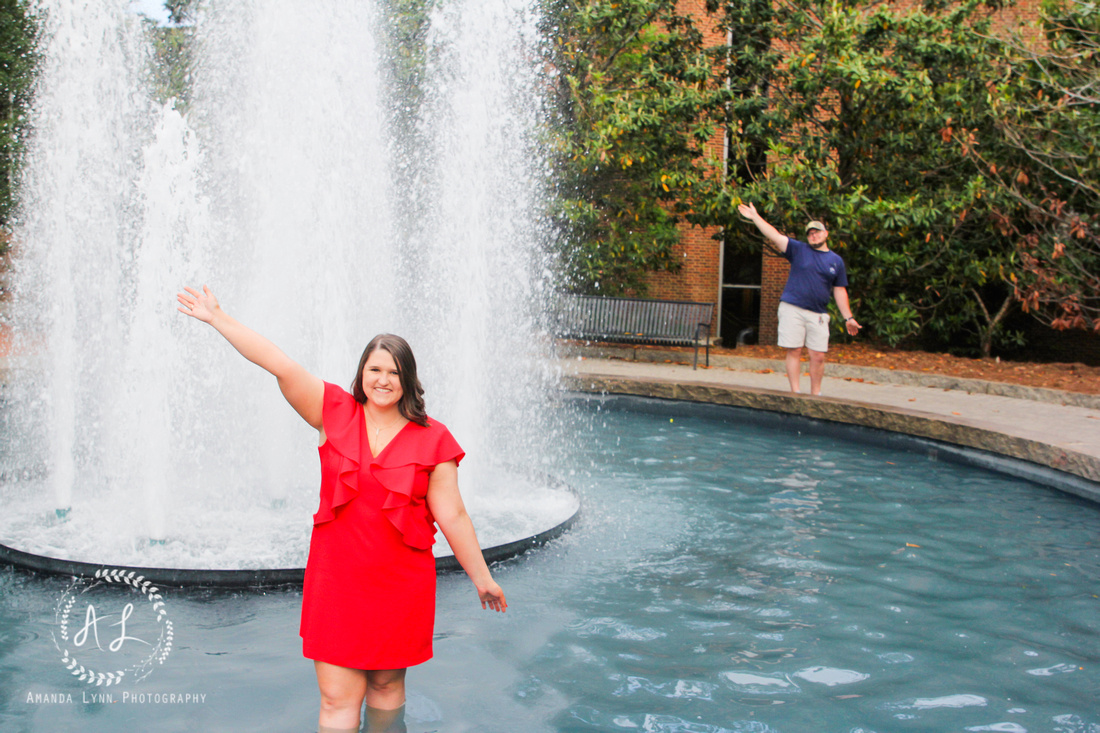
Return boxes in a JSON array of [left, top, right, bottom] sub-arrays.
[[0, 470, 580, 587]]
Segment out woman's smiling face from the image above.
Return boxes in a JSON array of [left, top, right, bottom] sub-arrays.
[[361, 348, 403, 409]]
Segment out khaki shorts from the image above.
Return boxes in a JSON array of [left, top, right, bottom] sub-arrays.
[[777, 301, 830, 352]]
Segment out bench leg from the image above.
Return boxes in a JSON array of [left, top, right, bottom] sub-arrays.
[[693, 323, 711, 370]]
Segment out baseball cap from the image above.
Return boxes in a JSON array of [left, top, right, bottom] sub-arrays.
[[806, 220, 827, 232]]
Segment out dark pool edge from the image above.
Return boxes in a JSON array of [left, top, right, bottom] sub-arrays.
[[0, 493, 581, 588], [563, 374, 1100, 505]]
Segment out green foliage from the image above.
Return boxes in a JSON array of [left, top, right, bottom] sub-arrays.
[[375, 0, 435, 250], [142, 0, 197, 109], [963, 0, 1100, 332], [0, 0, 37, 234], [708, 0, 1023, 356], [545, 0, 1051, 355], [147, 24, 192, 108], [164, 0, 196, 25], [378, 0, 434, 126], [543, 0, 732, 294]]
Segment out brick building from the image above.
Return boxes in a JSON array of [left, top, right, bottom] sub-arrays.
[[644, 0, 1042, 347]]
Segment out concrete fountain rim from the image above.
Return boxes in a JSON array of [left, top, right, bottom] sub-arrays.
[[0, 472, 581, 588]]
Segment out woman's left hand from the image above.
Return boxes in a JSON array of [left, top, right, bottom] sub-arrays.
[[478, 581, 507, 613]]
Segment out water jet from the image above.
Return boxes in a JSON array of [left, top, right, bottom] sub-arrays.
[[0, 0, 575, 579]]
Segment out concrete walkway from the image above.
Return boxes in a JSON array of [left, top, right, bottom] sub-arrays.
[[560, 347, 1100, 497]]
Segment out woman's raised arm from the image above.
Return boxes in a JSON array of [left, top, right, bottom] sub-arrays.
[[177, 285, 324, 429]]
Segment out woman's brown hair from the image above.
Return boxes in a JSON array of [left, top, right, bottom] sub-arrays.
[[350, 334, 428, 426]]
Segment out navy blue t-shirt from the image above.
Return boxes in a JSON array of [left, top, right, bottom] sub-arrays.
[[780, 238, 849, 314]]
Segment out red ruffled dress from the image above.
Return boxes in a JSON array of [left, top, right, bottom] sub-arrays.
[[300, 382, 464, 670]]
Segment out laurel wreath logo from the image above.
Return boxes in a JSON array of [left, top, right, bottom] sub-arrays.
[[53, 568, 174, 687]]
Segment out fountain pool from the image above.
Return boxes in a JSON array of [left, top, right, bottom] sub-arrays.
[[2, 397, 1098, 732]]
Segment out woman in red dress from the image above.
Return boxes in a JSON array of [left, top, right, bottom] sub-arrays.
[[177, 285, 507, 733]]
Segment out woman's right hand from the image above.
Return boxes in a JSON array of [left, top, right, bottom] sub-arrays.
[[177, 285, 220, 324], [173, 284, 324, 428]]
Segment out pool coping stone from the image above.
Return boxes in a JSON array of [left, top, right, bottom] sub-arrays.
[[561, 357, 1100, 503], [561, 343, 1100, 409]]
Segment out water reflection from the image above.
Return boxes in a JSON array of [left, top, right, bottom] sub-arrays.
[[1, 402, 1098, 731]]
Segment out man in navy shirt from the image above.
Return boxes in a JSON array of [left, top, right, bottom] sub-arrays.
[[738, 202, 861, 395]]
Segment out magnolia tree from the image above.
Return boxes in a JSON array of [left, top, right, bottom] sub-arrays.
[[0, 0, 37, 234], [546, 0, 1099, 356], [959, 0, 1099, 334], [702, 0, 1026, 356], [542, 0, 732, 294]]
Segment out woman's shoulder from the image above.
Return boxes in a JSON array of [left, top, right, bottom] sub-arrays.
[[323, 380, 353, 399], [421, 414, 448, 431], [399, 416, 463, 465], [405, 415, 455, 440], [323, 381, 359, 409], [321, 382, 361, 437]]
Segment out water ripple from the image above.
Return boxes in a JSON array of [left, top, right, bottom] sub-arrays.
[[792, 666, 869, 686], [887, 693, 989, 710], [611, 675, 718, 701], [1026, 663, 1079, 676], [1051, 714, 1100, 732], [720, 671, 799, 695]]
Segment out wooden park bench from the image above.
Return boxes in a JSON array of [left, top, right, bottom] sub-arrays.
[[556, 294, 713, 369]]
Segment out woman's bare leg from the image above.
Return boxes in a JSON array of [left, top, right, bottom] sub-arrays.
[[365, 703, 407, 733], [364, 668, 406, 710], [315, 661, 367, 732], [364, 669, 407, 732]]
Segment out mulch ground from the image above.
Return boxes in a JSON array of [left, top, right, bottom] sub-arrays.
[[697, 343, 1100, 396]]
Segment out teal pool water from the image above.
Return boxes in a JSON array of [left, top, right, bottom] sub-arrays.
[[2, 398, 1098, 732]]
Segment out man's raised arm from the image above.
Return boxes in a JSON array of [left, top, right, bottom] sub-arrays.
[[737, 202, 789, 253]]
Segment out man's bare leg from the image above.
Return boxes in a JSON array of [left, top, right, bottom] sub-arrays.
[[785, 348, 803, 393], [808, 349, 826, 395]]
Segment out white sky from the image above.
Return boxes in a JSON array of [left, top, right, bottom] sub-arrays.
[[128, 0, 172, 25]]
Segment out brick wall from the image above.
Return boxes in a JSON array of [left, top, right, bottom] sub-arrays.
[[644, 0, 727, 331], [760, 250, 788, 344], [645, 123, 725, 327], [646, 223, 723, 328], [643, 0, 1042, 346]]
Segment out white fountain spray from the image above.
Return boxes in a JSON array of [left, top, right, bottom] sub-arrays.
[[8, 0, 152, 519], [409, 0, 560, 534], [0, 0, 573, 569], [181, 0, 397, 512], [123, 103, 209, 543]]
